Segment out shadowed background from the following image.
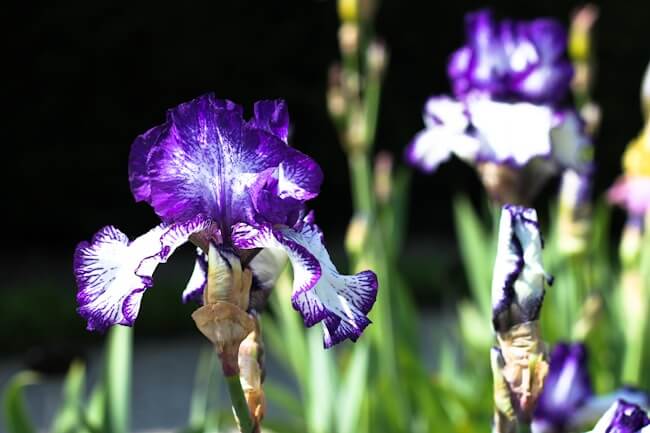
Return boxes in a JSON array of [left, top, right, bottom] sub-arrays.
[[3, 0, 649, 357]]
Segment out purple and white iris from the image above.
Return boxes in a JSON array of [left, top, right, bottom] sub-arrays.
[[491, 205, 552, 332], [406, 10, 591, 194], [588, 400, 650, 433], [532, 343, 650, 433], [73, 94, 378, 348]]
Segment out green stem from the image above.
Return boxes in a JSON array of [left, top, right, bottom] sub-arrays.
[[517, 422, 533, 433], [104, 326, 132, 433], [226, 374, 255, 433], [348, 152, 374, 215]]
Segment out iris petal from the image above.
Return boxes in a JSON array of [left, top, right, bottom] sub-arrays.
[[182, 249, 208, 304], [74, 215, 212, 331], [232, 222, 378, 348], [130, 93, 322, 228]]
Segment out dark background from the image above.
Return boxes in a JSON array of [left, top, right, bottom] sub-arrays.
[[3, 0, 649, 356]]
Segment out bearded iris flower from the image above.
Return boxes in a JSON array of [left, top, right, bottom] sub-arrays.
[[532, 343, 649, 433], [73, 94, 378, 348], [406, 10, 591, 205]]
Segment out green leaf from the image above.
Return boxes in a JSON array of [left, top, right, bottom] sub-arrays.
[[452, 195, 493, 316], [264, 382, 303, 419], [51, 360, 86, 433], [186, 347, 218, 433], [2, 371, 39, 433], [306, 328, 336, 433], [336, 342, 369, 433]]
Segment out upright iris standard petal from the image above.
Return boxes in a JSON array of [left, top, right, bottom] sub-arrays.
[[74, 215, 212, 331], [491, 205, 552, 332], [129, 93, 322, 228], [128, 124, 169, 203], [449, 9, 573, 104], [533, 343, 592, 432], [250, 100, 290, 143], [589, 400, 650, 433], [232, 221, 378, 347]]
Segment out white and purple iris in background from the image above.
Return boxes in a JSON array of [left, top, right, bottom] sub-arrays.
[[73, 94, 378, 348], [532, 343, 650, 433], [406, 10, 591, 193], [588, 400, 650, 433]]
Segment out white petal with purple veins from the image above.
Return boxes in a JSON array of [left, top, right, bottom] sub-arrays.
[[232, 222, 378, 347], [74, 216, 212, 331]]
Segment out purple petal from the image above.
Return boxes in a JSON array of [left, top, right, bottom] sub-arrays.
[[232, 222, 378, 348], [134, 93, 321, 229], [128, 124, 169, 203], [74, 216, 212, 331], [491, 205, 552, 331], [590, 400, 650, 433], [182, 249, 207, 304], [448, 9, 572, 104], [250, 100, 290, 143], [533, 343, 592, 429]]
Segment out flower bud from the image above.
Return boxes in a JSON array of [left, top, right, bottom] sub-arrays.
[[373, 151, 393, 204], [338, 22, 360, 56], [239, 314, 265, 428], [345, 213, 370, 256], [366, 40, 388, 77]]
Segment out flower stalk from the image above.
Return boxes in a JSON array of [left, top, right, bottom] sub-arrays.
[[191, 243, 256, 432], [490, 206, 552, 433]]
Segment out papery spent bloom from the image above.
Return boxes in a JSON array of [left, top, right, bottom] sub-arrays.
[[533, 343, 650, 433], [491, 205, 552, 431], [73, 94, 378, 348], [406, 10, 592, 205], [587, 400, 650, 433]]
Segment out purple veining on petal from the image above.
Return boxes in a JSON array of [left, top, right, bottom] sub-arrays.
[[533, 343, 593, 430], [74, 216, 212, 332], [250, 100, 290, 143], [129, 93, 322, 230], [232, 222, 378, 348], [128, 124, 169, 203], [492, 205, 551, 332]]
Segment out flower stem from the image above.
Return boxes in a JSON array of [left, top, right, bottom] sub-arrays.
[[348, 152, 374, 215], [225, 374, 255, 433]]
